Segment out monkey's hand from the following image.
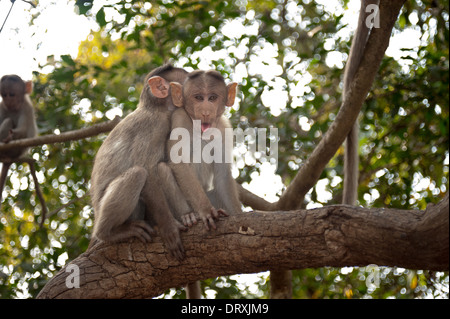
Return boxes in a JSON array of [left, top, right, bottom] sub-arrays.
[[199, 207, 228, 231], [160, 219, 187, 261]]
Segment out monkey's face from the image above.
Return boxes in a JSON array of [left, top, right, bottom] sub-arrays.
[[170, 70, 238, 133], [184, 84, 227, 133], [1, 84, 24, 112]]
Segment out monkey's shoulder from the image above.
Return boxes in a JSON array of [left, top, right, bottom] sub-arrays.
[[171, 107, 189, 118], [171, 108, 191, 127]]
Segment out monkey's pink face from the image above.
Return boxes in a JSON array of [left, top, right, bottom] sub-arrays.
[[1, 86, 24, 112], [185, 89, 226, 133]]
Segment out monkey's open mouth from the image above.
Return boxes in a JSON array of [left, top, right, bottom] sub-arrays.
[[201, 123, 212, 132]]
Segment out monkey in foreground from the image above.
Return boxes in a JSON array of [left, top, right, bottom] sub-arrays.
[[90, 64, 189, 261], [0, 75, 38, 204], [156, 70, 241, 299], [342, 0, 380, 205], [159, 70, 242, 230]]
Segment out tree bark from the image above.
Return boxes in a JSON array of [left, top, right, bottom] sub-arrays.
[[37, 194, 448, 299]]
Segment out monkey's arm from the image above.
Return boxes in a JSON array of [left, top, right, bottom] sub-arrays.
[[11, 103, 36, 140]]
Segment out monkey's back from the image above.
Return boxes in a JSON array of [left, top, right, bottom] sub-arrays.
[[90, 107, 171, 211]]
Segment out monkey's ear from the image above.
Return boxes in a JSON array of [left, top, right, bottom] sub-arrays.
[[225, 82, 238, 107], [25, 81, 33, 94], [170, 82, 184, 107], [148, 76, 170, 98]]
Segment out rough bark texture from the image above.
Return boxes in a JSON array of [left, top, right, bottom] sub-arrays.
[[37, 194, 448, 299]]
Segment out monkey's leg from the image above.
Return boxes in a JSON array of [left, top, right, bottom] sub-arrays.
[[94, 166, 155, 244], [141, 168, 186, 261], [169, 162, 224, 230], [158, 162, 202, 298], [157, 162, 197, 227], [211, 163, 242, 214]]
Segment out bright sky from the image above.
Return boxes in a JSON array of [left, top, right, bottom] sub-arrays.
[[0, 0, 95, 79]]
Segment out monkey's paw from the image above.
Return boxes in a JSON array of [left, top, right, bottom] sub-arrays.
[[199, 207, 228, 231], [125, 220, 155, 243], [160, 220, 186, 261]]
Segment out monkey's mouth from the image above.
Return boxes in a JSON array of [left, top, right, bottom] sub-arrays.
[[201, 123, 212, 132]]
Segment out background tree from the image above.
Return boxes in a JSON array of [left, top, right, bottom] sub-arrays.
[[0, 0, 448, 298]]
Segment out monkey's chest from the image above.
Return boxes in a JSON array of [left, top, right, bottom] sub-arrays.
[[193, 161, 214, 192]]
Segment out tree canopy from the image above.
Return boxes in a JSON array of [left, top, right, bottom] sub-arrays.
[[0, 0, 448, 299]]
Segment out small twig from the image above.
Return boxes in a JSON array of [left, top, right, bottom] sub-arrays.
[[0, 0, 16, 34]]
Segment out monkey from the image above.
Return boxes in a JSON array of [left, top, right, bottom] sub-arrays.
[[155, 70, 241, 299], [89, 64, 189, 261], [342, 0, 380, 205], [161, 70, 241, 230], [0, 74, 38, 205]]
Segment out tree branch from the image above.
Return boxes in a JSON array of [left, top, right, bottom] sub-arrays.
[[0, 116, 121, 152], [276, 0, 407, 210], [37, 193, 448, 299]]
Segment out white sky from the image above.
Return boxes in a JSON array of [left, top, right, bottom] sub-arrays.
[[0, 0, 95, 80]]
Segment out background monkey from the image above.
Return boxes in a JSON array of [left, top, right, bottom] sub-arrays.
[[0, 74, 38, 204], [159, 70, 241, 232], [90, 64, 188, 261]]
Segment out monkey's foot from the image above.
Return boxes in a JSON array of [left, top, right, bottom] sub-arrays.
[[117, 220, 155, 243], [160, 220, 186, 261], [198, 207, 229, 231]]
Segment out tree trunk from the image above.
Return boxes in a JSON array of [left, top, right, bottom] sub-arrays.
[[37, 194, 448, 299]]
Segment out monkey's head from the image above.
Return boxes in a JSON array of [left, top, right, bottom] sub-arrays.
[[0, 75, 32, 112], [170, 70, 237, 132], [139, 64, 188, 110]]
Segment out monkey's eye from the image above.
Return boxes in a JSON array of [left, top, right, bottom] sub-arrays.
[[195, 95, 204, 101], [208, 95, 218, 102]]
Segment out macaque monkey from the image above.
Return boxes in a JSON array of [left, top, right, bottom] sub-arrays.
[[342, 0, 380, 205], [0, 75, 38, 204], [156, 70, 241, 299], [89, 64, 189, 261], [166, 70, 241, 229]]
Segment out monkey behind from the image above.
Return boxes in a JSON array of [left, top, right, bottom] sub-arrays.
[[89, 64, 188, 260]]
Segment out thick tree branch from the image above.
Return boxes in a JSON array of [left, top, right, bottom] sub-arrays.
[[276, 0, 406, 210], [0, 116, 121, 152], [37, 193, 448, 299]]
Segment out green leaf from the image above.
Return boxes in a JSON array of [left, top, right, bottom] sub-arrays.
[[96, 7, 107, 27]]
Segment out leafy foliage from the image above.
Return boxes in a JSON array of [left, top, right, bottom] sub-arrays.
[[0, 0, 448, 298]]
